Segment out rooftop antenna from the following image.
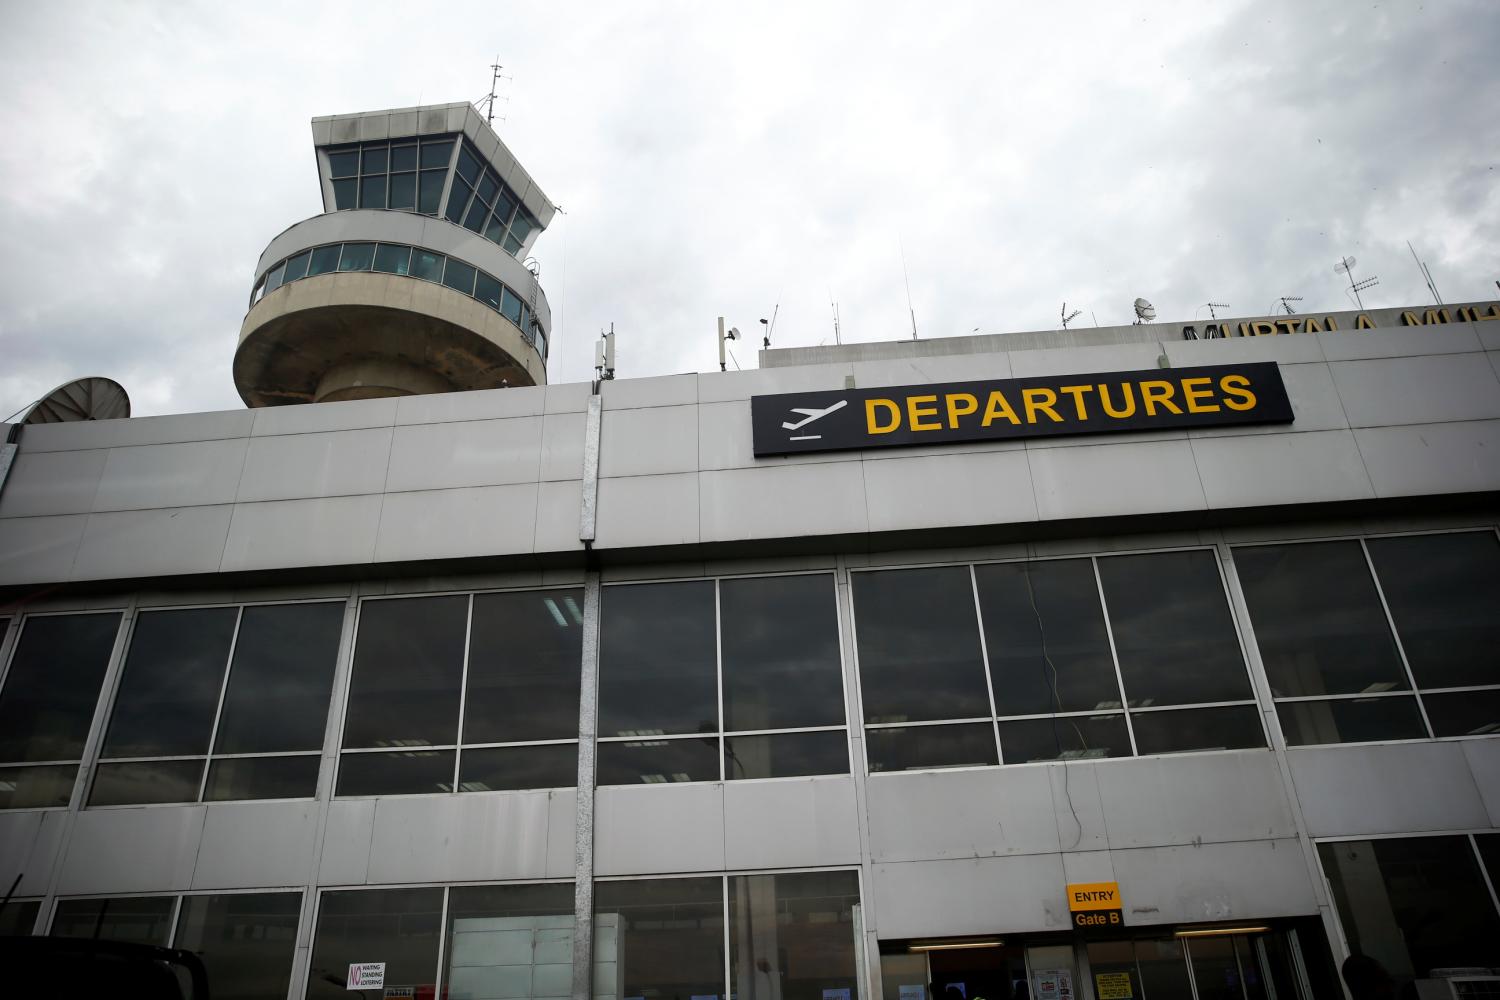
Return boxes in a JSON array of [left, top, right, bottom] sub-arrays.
[[1275, 296, 1302, 315], [1204, 302, 1229, 320], [594, 325, 615, 382], [898, 237, 918, 340], [1060, 303, 1082, 329], [829, 294, 842, 346], [1406, 240, 1443, 305], [759, 302, 779, 349], [1336, 256, 1378, 310], [717, 317, 741, 372], [478, 57, 511, 126], [1132, 298, 1157, 325]]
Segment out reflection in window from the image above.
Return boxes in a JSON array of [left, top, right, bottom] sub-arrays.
[[0, 612, 121, 809], [1130, 705, 1264, 755], [445, 884, 576, 1000], [722, 575, 844, 731], [51, 896, 175, 946], [728, 870, 860, 1000], [597, 736, 720, 785], [336, 241, 375, 271], [866, 723, 998, 773], [725, 730, 848, 780], [345, 596, 467, 750], [1320, 836, 1500, 991], [997, 714, 1131, 763], [0, 900, 38, 936], [307, 888, 443, 1000], [175, 892, 302, 1000], [599, 581, 717, 737], [1276, 697, 1427, 746], [595, 878, 723, 1000]]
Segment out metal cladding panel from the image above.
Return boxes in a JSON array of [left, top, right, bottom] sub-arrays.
[[394, 384, 546, 424], [1106, 838, 1317, 924], [1028, 438, 1207, 521], [0, 447, 107, 517], [1461, 739, 1500, 828], [374, 484, 539, 563], [0, 811, 67, 896], [1286, 742, 1493, 838], [58, 805, 207, 895], [593, 782, 726, 876], [1091, 751, 1297, 849], [871, 854, 1070, 938], [250, 395, 398, 437], [220, 494, 383, 573], [593, 473, 700, 549], [1317, 322, 1484, 362], [318, 800, 375, 886], [364, 792, 554, 884], [699, 462, 869, 544], [722, 776, 861, 870], [1330, 353, 1500, 427], [863, 450, 1037, 532], [1355, 420, 1500, 497], [866, 766, 1070, 863], [600, 372, 698, 410], [0, 513, 87, 584], [237, 427, 394, 503], [191, 800, 320, 890], [91, 438, 247, 512], [385, 417, 543, 492], [1190, 429, 1375, 508], [598, 405, 699, 478], [539, 411, 587, 481], [72, 505, 234, 580]]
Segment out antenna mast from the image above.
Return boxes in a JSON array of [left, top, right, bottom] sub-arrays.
[[1406, 241, 1443, 305], [1060, 303, 1082, 329], [829, 293, 842, 346], [1336, 256, 1379, 310], [479, 57, 511, 126], [899, 237, 918, 340]]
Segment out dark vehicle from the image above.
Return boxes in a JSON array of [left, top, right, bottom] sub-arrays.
[[0, 936, 209, 998]]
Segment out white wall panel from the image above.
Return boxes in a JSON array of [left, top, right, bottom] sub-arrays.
[[1028, 439, 1206, 521], [1317, 323, 1484, 361], [594, 783, 725, 876], [865, 766, 1065, 863], [57, 806, 206, 895], [863, 451, 1036, 532], [238, 427, 394, 502], [374, 484, 538, 562], [318, 800, 375, 886], [1355, 420, 1500, 497], [1094, 751, 1297, 849], [1108, 838, 1317, 924], [599, 405, 698, 478], [1461, 739, 1500, 828], [1329, 353, 1500, 427], [192, 800, 320, 890], [0, 448, 106, 517], [1287, 742, 1492, 838], [394, 384, 545, 424], [0, 513, 87, 584], [365, 792, 554, 884], [723, 776, 861, 870], [72, 505, 233, 580], [1190, 429, 1374, 508], [870, 854, 1069, 938], [220, 494, 383, 572], [385, 417, 542, 493], [594, 473, 700, 548], [91, 439, 247, 512], [700, 462, 867, 543]]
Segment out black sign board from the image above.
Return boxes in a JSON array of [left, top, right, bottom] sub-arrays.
[[751, 362, 1293, 456]]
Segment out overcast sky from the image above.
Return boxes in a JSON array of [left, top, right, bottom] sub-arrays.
[[2, 1, 1497, 418]]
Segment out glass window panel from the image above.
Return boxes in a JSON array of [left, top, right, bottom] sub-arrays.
[[492, 191, 517, 229], [1234, 935, 1272, 1000], [852, 567, 990, 723], [0, 764, 77, 808], [441, 258, 476, 295], [418, 169, 446, 213], [465, 589, 584, 744], [1132, 938, 1196, 1000], [1477, 833, 1500, 889], [1098, 550, 1253, 706], [390, 144, 418, 171], [1413, 689, 1500, 738], [510, 211, 537, 243], [1187, 935, 1248, 1000], [729, 870, 860, 1000], [336, 241, 375, 271], [0, 612, 120, 763], [388, 172, 416, 210], [411, 250, 445, 282], [332, 177, 356, 210], [594, 878, 723, 1000], [504, 233, 523, 255], [1319, 837, 1500, 989], [445, 883, 575, 1000], [250, 278, 264, 306], [204, 754, 321, 801], [536, 328, 547, 358], [0, 900, 38, 935], [977, 559, 1122, 716], [308, 244, 341, 276], [445, 180, 472, 223], [264, 262, 286, 292], [344, 596, 467, 748], [520, 304, 532, 339], [462, 198, 488, 232], [598, 581, 717, 736], [307, 888, 443, 1000], [1131, 705, 1265, 754], [419, 139, 453, 168], [1368, 532, 1500, 690], [90, 759, 203, 806], [282, 250, 310, 282], [501, 286, 524, 325], [372, 243, 412, 276], [721, 575, 844, 731], [725, 730, 848, 779], [336, 750, 455, 796], [483, 214, 508, 244], [476, 171, 500, 205], [474, 271, 503, 310], [1277, 696, 1428, 746], [175, 892, 301, 1000], [597, 738, 720, 785], [358, 175, 386, 209], [215, 602, 344, 754], [327, 150, 359, 178], [101, 607, 237, 759], [1235, 542, 1409, 697], [458, 745, 577, 792], [996, 714, 1131, 763], [866, 722, 998, 773], [456, 144, 481, 183], [360, 145, 387, 174], [51, 896, 174, 946]]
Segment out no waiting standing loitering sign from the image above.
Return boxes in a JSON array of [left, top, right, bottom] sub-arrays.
[[346, 962, 386, 989]]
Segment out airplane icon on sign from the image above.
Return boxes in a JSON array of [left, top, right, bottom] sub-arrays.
[[781, 399, 848, 440]]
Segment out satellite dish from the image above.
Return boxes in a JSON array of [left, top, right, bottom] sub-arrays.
[[1133, 298, 1157, 322], [1335, 257, 1356, 274], [19, 377, 130, 425]]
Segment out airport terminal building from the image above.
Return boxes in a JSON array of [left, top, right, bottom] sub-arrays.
[[1, 104, 1499, 1000]]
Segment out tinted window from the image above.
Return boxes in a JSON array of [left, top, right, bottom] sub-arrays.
[[465, 589, 583, 743], [344, 596, 467, 748], [0, 764, 76, 809], [90, 759, 203, 806], [328, 150, 359, 177], [176, 893, 301, 1000], [215, 602, 343, 754], [599, 582, 717, 736], [997, 714, 1131, 763], [0, 900, 38, 936], [282, 250, 311, 282], [445, 883, 575, 999], [462, 198, 488, 232], [337, 242, 375, 271], [721, 575, 844, 731], [729, 872, 859, 1000], [476, 171, 499, 205], [1098, 551, 1252, 706], [264, 262, 286, 292], [388, 172, 416, 210], [1130, 705, 1264, 755], [372, 243, 411, 275], [1277, 697, 1427, 746], [597, 737, 720, 785], [594, 878, 722, 1000], [361, 145, 387, 173], [853, 568, 990, 723], [511, 211, 537, 243], [420, 140, 453, 168], [412, 250, 444, 282], [445, 181, 471, 223], [0, 613, 120, 763], [501, 286, 524, 324], [1368, 532, 1500, 689], [390, 145, 418, 171], [308, 244, 341, 275], [977, 559, 1121, 715], [455, 144, 481, 183], [866, 722, 998, 773], [474, 271, 503, 310], [418, 170, 446, 214], [337, 750, 455, 796], [51, 896, 174, 946], [1235, 542, 1408, 697], [458, 745, 577, 792], [441, 257, 476, 294], [724, 730, 848, 779], [205, 754, 322, 801], [1423, 689, 1500, 737], [332, 177, 355, 210], [358, 175, 386, 208], [101, 607, 237, 758], [307, 888, 443, 1000]]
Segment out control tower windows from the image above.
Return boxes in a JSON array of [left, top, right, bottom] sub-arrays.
[[441, 257, 476, 295], [307, 244, 340, 276], [373, 243, 411, 275], [336, 242, 375, 271]]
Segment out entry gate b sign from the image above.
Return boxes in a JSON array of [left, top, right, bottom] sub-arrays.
[[1067, 881, 1122, 930]]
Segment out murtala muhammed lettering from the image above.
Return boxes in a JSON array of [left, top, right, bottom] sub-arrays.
[[750, 363, 1293, 457]]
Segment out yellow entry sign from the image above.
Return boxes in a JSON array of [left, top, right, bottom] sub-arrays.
[[1067, 882, 1120, 912]]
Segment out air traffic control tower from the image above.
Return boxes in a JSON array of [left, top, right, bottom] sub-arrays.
[[234, 103, 556, 405]]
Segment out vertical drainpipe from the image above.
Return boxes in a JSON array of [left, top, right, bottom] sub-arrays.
[[572, 386, 604, 1000]]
